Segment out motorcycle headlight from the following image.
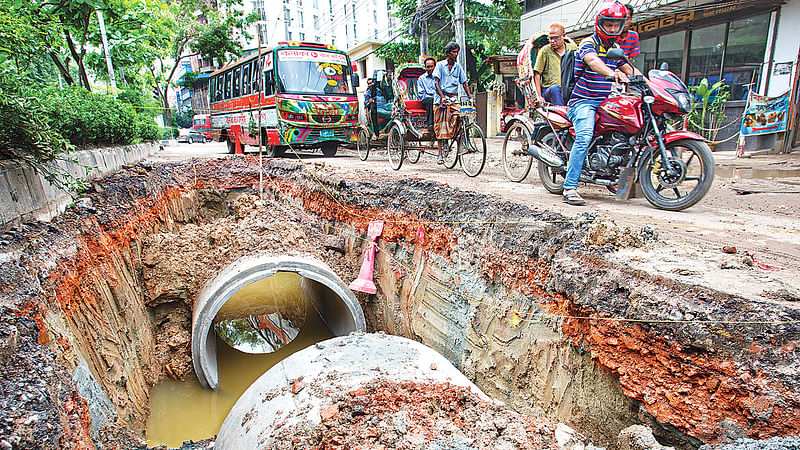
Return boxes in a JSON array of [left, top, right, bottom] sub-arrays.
[[667, 89, 692, 114]]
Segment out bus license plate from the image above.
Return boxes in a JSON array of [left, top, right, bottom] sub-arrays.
[[320, 129, 334, 138]]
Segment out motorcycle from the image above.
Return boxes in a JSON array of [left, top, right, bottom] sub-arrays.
[[502, 48, 714, 211]]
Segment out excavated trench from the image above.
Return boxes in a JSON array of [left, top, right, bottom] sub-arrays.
[[1, 157, 798, 449]]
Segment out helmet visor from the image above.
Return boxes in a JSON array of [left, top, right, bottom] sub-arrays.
[[599, 17, 625, 36]]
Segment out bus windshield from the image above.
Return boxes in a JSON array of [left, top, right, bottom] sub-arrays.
[[276, 49, 354, 96]]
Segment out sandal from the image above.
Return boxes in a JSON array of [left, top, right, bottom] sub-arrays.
[[437, 156, 444, 165], [562, 191, 586, 206]]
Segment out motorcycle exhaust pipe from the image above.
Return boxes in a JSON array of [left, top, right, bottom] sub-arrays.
[[527, 142, 565, 167]]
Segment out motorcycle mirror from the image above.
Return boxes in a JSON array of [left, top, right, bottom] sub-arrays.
[[606, 48, 631, 65], [660, 62, 669, 71]]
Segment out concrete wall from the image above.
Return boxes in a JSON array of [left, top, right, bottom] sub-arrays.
[[0, 142, 159, 229], [768, 2, 800, 97]]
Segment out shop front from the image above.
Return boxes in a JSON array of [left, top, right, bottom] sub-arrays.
[[522, 0, 800, 151]]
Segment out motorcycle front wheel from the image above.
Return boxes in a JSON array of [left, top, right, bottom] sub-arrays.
[[638, 139, 714, 211]]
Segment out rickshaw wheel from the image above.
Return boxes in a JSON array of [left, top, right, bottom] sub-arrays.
[[406, 145, 421, 163], [387, 125, 404, 170], [442, 137, 459, 169], [357, 129, 370, 161], [502, 122, 534, 182], [460, 123, 486, 177]]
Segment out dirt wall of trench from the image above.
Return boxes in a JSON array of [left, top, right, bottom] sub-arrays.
[[1, 157, 798, 448]]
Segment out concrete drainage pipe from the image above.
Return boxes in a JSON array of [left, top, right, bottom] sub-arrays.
[[215, 333, 490, 448], [191, 253, 366, 390]]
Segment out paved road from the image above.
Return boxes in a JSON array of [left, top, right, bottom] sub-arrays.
[[149, 138, 800, 302]]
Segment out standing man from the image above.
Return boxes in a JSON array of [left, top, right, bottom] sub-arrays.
[[562, 1, 636, 206], [434, 42, 471, 165], [418, 57, 437, 136], [617, 4, 640, 60], [532, 23, 576, 106]]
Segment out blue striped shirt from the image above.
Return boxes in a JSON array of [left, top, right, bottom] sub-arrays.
[[433, 59, 467, 104], [618, 31, 640, 58], [569, 35, 626, 106]]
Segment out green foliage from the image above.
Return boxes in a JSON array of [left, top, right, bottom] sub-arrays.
[[161, 126, 178, 139], [688, 78, 730, 142], [0, 63, 72, 167], [171, 108, 194, 128], [383, 0, 520, 90]]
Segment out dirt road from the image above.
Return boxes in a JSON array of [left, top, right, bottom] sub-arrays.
[[151, 139, 800, 303]]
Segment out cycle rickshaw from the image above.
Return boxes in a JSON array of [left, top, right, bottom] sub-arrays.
[[357, 64, 487, 177]]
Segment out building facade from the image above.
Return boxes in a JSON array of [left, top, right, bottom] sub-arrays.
[[520, 0, 800, 150], [246, 0, 397, 50]]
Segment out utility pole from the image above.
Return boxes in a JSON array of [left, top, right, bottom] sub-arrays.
[[454, 0, 466, 98], [419, 0, 428, 57], [454, 0, 466, 70], [96, 10, 118, 93]]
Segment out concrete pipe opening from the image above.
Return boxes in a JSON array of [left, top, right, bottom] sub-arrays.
[[191, 254, 366, 390]]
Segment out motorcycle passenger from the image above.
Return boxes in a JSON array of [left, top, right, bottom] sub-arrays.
[[418, 57, 437, 135], [562, 0, 637, 206], [533, 23, 576, 106], [434, 42, 472, 165], [617, 3, 641, 60]]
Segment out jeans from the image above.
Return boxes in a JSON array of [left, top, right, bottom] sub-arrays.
[[542, 85, 564, 106], [564, 98, 604, 191]]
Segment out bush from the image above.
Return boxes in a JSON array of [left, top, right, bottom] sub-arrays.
[[161, 126, 179, 139], [0, 62, 72, 172]]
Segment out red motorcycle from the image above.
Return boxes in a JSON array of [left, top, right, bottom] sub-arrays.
[[502, 48, 714, 211]]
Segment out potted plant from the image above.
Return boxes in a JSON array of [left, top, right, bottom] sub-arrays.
[[688, 78, 730, 149]]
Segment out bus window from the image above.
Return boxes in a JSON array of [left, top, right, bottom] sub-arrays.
[[217, 75, 224, 101], [224, 72, 232, 99], [209, 76, 216, 102], [233, 67, 241, 97], [251, 59, 260, 92], [242, 64, 251, 95], [264, 71, 275, 96], [276, 50, 354, 95]]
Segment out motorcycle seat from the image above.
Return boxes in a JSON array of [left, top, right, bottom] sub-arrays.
[[548, 105, 569, 119]]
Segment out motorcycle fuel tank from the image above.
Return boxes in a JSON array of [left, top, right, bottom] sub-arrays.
[[595, 96, 642, 135]]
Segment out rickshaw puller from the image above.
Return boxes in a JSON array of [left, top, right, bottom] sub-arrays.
[[434, 42, 471, 165]]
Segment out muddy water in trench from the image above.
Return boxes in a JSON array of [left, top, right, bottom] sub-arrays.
[[145, 273, 334, 447]]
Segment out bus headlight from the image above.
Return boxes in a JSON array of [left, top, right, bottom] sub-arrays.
[[280, 110, 307, 121], [345, 114, 358, 122]]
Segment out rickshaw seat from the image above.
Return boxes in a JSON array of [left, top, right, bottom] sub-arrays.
[[404, 99, 425, 115]]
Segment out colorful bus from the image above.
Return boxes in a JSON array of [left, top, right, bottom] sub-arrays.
[[192, 114, 212, 140], [209, 41, 360, 156]]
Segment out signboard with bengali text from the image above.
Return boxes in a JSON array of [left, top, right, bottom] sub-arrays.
[[277, 49, 347, 65]]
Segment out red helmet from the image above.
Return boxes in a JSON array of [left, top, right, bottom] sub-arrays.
[[595, 1, 627, 47]]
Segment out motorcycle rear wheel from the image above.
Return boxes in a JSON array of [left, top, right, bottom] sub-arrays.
[[537, 132, 567, 194], [638, 139, 714, 211]]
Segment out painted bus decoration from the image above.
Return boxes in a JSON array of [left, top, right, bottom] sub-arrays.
[[209, 41, 360, 156]]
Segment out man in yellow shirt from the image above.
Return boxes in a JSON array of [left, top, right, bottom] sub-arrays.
[[533, 23, 577, 106]]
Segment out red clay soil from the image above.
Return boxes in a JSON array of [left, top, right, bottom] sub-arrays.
[[270, 379, 562, 449]]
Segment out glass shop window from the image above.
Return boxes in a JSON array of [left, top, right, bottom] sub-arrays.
[[657, 31, 685, 77], [687, 23, 726, 87], [723, 14, 770, 100]]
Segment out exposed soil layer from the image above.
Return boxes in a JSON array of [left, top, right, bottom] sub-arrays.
[[0, 156, 797, 448], [269, 379, 571, 449]]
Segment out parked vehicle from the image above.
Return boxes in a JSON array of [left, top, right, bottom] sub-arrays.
[[503, 48, 714, 211], [177, 129, 208, 144], [209, 41, 360, 156], [192, 114, 212, 140], [357, 64, 487, 177]]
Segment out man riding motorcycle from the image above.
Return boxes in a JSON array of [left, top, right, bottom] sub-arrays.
[[563, 0, 639, 206]]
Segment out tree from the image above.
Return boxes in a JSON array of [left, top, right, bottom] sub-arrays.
[[380, 0, 521, 90]]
